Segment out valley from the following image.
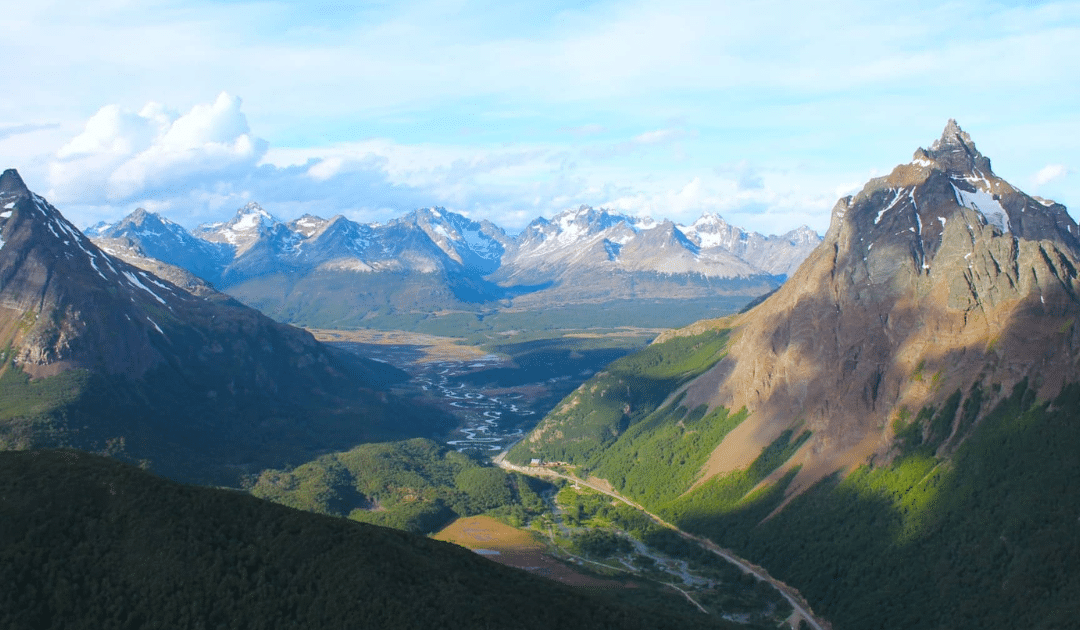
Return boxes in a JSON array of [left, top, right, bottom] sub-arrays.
[[315, 326, 658, 452], [491, 458, 827, 630], [3, 119, 1079, 629], [307, 325, 815, 628]]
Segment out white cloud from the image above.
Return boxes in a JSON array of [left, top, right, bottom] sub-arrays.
[[601, 172, 835, 234], [1033, 163, 1069, 186], [49, 93, 267, 204]]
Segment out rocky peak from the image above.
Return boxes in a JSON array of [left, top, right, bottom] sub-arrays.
[[667, 121, 1080, 497], [925, 118, 993, 176], [114, 208, 171, 232], [289, 214, 330, 238], [230, 202, 277, 228], [0, 168, 31, 197], [788, 225, 820, 245], [832, 120, 1080, 263]]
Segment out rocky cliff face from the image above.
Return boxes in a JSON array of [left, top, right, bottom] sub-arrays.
[[670, 120, 1080, 491]]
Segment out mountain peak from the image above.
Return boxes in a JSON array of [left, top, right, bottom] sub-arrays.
[[235, 201, 274, 220], [926, 119, 991, 175], [0, 168, 30, 197], [227, 202, 278, 233], [127, 207, 152, 224]]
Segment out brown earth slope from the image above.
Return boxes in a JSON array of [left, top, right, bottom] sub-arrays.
[[674, 120, 1080, 493]]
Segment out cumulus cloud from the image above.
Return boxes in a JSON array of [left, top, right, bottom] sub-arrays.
[[714, 161, 765, 191], [42, 94, 848, 235], [49, 93, 267, 204], [601, 172, 832, 234], [1034, 163, 1069, 186]]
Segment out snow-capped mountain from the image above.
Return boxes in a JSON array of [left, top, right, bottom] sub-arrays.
[[677, 214, 820, 277], [0, 168, 441, 482], [491, 205, 792, 305], [195, 202, 283, 255], [94, 207, 232, 285], [405, 207, 509, 276], [88, 201, 820, 326]]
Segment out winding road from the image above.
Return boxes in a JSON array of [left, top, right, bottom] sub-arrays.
[[494, 454, 832, 630]]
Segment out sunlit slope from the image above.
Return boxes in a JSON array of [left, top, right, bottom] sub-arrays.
[[511, 122, 1080, 629]]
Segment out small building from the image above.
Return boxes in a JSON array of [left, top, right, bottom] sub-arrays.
[[529, 458, 542, 466]]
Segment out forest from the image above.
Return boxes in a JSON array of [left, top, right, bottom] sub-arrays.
[[0, 450, 742, 630]]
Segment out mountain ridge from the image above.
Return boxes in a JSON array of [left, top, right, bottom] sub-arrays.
[[512, 119, 1080, 493], [506, 119, 1080, 629], [0, 169, 450, 483], [89, 201, 821, 326]]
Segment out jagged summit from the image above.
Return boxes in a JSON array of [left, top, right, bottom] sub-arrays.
[[833, 120, 1079, 263], [922, 118, 992, 175], [0, 168, 29, 196], [227, 202, 278, 230], [659, 121, 1080, 493]]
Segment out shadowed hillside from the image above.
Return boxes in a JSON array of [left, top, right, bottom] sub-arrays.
[[0, 450, 738, 630]]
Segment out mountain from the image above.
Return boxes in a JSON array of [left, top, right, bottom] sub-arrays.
[[94, 207, 232, 285], [219, 207, 513, 327], [196, 202, 306, 285], [90, 203, 820, 330], [492, 206, 780, 306], [0, 169, 449, 484], [677, 214, 820, 277], [195, 201, 282, 254], [0, 450, 734, 630], [509, 121, 1080, 629]]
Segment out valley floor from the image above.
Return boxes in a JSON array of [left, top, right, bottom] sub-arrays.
[[317, 327, 656, 451], [493, 455, 831, 630]]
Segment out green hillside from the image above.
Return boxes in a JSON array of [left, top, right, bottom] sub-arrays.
[[0, 450, 741, 630], [667, 380, 1080, 629], [517, 367, 1080, 629], [251, 438, 549, 533], [508, 326, 732, 466], [0, 356, 451, 487]]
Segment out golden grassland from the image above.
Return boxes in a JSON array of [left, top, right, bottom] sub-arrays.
[[307, 328, 491, 362], [433, 515, 632, 589]]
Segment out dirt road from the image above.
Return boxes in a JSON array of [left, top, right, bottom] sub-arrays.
[[494, 454, 832, 630]]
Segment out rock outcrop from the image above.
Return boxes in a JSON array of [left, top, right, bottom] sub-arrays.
[[672, 120, 1080, 492]]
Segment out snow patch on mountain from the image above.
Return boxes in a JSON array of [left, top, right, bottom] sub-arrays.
[[952, 183, 1010, 233]]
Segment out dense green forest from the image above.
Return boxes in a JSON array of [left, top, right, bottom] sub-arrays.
[[0, 450, 743, 630], [251, 438, 549, 533], [531, 376, 1080, 629], [673, 380, 1080, 630]]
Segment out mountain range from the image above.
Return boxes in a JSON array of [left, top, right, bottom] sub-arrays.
[[509, 120, 1080, 629], [90, 201, 820, 329], [0, 169, 449, 484]]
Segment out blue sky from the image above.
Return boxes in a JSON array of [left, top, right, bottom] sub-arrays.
[[1, 0, 1076, 234]]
